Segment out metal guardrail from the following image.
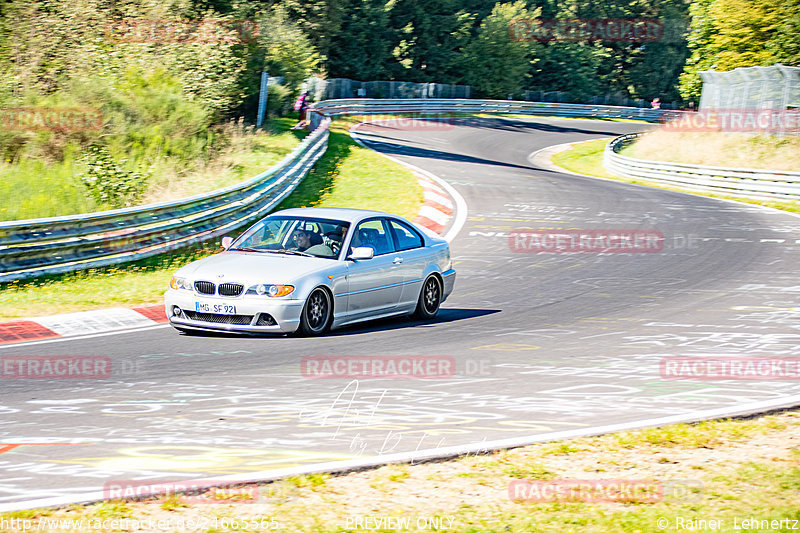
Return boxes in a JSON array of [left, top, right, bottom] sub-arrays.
[[311, 98, 682, 123], [603, 133, 800, 200], [8, 97, 789, 282], [0, 118, 331, 282], [1, 99, 681, 282]]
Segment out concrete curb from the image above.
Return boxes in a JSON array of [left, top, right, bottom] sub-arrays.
[[0, 305, 168, 345]]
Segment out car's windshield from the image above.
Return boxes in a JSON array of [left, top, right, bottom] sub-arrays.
[[230, 217, 350, 259]]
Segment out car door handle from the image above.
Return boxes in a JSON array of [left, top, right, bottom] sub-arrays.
[[393, 257, 403, 264]]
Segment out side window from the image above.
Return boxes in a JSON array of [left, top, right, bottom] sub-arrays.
[[352, 219, 395, 256], [388, 219, 424, 251]]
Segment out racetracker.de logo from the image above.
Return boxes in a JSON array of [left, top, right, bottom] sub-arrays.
[[366, 115, 457, 131], [509, 18, 663, 42], [104, 480, 259, 504], [1, 356, 111, 379], [661, 357, 800, 380], [509, 229, 664, 253], [105, 19, 260, 43], [301, 356, 455, 379], [0, 107, 102, 131], [663, 109, 800, 133], [509, 479, 664, 503]]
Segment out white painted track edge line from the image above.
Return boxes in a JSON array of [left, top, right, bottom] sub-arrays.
[[349, 122, 468, 242], [531, 139, 800, 221], [4, 394, 799, 513]]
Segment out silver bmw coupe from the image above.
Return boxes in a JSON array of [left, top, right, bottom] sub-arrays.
[[164, 207, 456, 336]]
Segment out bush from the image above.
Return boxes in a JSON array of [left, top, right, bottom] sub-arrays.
[[267, 83, 293, 117], [79, 145, 149, 208]]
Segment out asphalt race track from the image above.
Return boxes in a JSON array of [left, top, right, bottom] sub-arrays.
[[1, 116, 799, 511]]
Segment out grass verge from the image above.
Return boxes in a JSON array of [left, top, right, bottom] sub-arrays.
[[0, 119, 422, 320], [551, 138, 800, 215], [0, 118, 304, 221], [1, 411, 797, 532], [620, 130, 800, 171]]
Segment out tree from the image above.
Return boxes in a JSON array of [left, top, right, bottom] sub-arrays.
[[280, 0, 344, 63], [679, 0, 800, 101], [461, 1, 540, 98], [327, 0, 393, 79], [386, 0, 475, 82]]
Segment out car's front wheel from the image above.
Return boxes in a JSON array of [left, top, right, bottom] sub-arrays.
[[414, 275, 442, 320], [298, 287, 332, 336]]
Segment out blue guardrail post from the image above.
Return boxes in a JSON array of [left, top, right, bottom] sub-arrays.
[[256, 72, 269, 129]]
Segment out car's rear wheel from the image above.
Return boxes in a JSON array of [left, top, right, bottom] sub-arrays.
[[414, 275, 441, 319], [298, 287, 332, 336]]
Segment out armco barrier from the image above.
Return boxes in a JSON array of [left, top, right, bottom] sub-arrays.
[[312, 98, 680, 122], [0, 99, 681, 282], [0, 118, 330, 282], [603, 133, 800, 200]]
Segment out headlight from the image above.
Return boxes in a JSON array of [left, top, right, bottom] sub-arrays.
[[170, 276, 192, 290], [246, 284, 294, 297]]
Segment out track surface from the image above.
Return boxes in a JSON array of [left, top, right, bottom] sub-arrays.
[[2, 116, 799, 510]]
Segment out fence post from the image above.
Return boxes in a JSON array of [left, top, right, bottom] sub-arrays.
[[256, 72, 269, 129]]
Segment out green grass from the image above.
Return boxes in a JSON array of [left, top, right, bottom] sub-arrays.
[[551, 138, 800, 215], [0, 155, 98, 220], [0, 118, 304, 221], [0, 118, 423, 320], [551, 138, 622, 180], [620, 130, 800, 171]]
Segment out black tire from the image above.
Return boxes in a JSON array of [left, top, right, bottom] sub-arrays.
[[414, 275, 442, 320], [298, 287, 332, 336]]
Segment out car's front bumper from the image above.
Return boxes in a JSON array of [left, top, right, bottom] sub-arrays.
[[164, 289, 304, 334]]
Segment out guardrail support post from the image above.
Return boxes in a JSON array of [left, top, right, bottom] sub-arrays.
[[256, 72, 269, 129]]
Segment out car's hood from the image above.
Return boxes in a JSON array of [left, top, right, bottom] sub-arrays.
[[176, 251, 336, 284]]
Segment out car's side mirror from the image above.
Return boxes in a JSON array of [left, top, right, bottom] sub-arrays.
[[221, 236, 233, 249], [347, 247, 374, 261]]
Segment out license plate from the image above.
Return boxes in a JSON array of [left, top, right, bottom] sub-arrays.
[[195, 301, 237, 315]]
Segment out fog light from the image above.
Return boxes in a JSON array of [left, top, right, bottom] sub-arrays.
[[172, 306, 182, 317]]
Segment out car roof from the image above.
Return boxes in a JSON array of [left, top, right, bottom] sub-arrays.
[[270, 207, 401, 224]]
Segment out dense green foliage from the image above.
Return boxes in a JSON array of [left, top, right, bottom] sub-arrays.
[[0, 0, 792, 220], [679, 0, 800, 100]]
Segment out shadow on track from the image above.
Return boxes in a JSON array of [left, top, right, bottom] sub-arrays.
[[174, 308, 500, 339]]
